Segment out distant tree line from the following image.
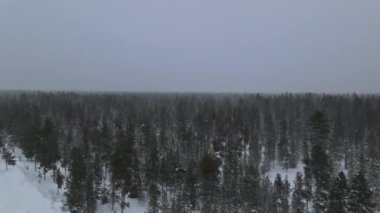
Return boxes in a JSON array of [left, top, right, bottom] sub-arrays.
[[0, 91, 379, 212]]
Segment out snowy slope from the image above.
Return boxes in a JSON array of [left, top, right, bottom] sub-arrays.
[[0, 147, 148, 213], [0, 160, 63, 213]]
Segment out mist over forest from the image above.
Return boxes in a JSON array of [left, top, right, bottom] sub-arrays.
[[0, 92, 379, 212]]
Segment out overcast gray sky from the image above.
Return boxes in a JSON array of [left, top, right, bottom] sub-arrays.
[[1, 0, 379, 93]]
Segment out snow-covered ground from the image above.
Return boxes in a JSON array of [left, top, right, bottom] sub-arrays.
[[267, 162, 304, 187], [0, 157, 63, 213], [0, 146, 147, 213], [97, 199, 146, 213]]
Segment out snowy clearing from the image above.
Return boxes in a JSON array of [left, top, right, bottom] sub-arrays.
[[268, 162, 304, 187], [0, 148, 148, 213], [0, 159, 62, 213]]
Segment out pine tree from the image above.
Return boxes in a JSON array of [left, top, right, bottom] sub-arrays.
[[328, 171, 348, 213], [311, 143, 332, 213], [283, 176, 291, 213], [21, 116, 42, 161], [0, 132, 4, 149], [54, 168, 64, 194], [84, 165, 97, 213], [2, 146, 16, 170], [278, 119, 290, 170], [310, 111, 332, 213], [143, 123, 159, 186], [185, 160, 199, 210], [273, 174, 290, 213], [241, 165, 260, 212], [161, 190, 170, 213], [65, 147, 86, 213], [200, 153, 220, 213], [260, 177, 274, 212], [148, 183, 160, 213], [292, 172, 305, 213], [367, 131, 380, 210], [223, 139, 241, 211], [303, 156, 313, 212], [80, 133, 98, 213], [347, 171, 374, 213], [37, 118, 60, 178], [111, 126, 139, 211]]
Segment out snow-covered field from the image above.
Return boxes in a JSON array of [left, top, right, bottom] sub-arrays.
[[0, 158, 63, 212], [0, 147, 147, 213]]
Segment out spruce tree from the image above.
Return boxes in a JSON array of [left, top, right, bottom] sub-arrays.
[[347, 171, 374, 213], [328, 171, 348, 213], [241, 165, 260, 212], [148, 183, 159, 213], [111, 126, 140, 210], [273, 174, 290, 213], [2, 146, 16, 170], [54, 168, 64, 194], [223, 139, 241, 211], [278, 119, 290, 170], [260, 177, 274, 212], [367, 131, 380, 210], [200, 153, 220, 213], [283, 176, 291, 213], [65, 147, 86, 213], [292, 172, 305, 213], [310, 111, 332, 213], [185, 160, 199, 210], [161, 190, 170, 213], [303, 156, 313, 212]]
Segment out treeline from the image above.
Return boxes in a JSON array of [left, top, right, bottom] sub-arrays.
[[0, 91, 379, 212]]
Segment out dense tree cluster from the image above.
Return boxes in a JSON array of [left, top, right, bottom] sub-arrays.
[[0, 91, 379, 212]]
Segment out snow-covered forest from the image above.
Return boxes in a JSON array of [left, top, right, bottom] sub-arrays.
[[0, 91, 379, 213]]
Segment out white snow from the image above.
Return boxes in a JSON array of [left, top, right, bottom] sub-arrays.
[[267, 162, 304, 187], [0, 146, 148, 213], [97, 198, 147, 213], [0, 158, 63, 213]]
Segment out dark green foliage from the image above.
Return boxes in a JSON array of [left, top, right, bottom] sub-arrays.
[[348, 171, 374, 213], [311, 143, 333, 213], [111, 131, 133, 194], [185, 160, 199, 210], [54, 168, 64, 194], [260, 177, 274, 212], [148, 183, 159, 213], [303, 156, 313, 210], [200, 154, 219, 181], [144, 124, 159, 185], [65, 147, 86, 213], [223, 140, 241, 211], [292, 172, 305, 213], [2, 146, 16, 170], [21, 116, 42, 160], [310, 111, 332, 213], [38, 118, 60, 171], [328, 172, 348, 213], [241, 166, 260, 212], [278, 119, 290, 169], [310, 111, 330, 145], [200, 153, 220, 211], [273, 174, 290, 213]]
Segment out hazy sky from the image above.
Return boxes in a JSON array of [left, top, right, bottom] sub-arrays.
[[1, 0, 379, 93]]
